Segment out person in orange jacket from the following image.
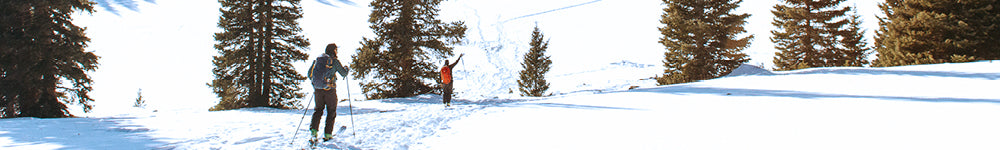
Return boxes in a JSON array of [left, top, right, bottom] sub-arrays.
[[440, 54, 463, 107]]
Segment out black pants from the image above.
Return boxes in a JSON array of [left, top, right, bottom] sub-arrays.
[[443, 83, 453, 104], [310, 89, 338, 135]]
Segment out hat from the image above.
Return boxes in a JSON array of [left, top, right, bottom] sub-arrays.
[[325, 43, 337, 55]]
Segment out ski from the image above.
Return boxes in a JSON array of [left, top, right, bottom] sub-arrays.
[[304, 129, 318, 149], [306, 137, 319, 150], [305, 126, 348, 149], [305, 126, 346, 149], [332, 125, 348, 141]]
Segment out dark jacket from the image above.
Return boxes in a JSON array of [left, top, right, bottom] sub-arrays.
[[309, 54, 348, 89]]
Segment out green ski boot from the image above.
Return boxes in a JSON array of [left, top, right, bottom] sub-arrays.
[[308, 129, 320, 148], [323, 134, 333, 142]]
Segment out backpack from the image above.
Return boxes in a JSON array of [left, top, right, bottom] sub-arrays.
[[441, 66, 452, 84], [310, 56, 333, 89]]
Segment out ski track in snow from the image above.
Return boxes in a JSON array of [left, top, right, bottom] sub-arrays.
[[4, 61, 1000, 149], [112, 95, 532, 150], [499, 0, 602, 24]]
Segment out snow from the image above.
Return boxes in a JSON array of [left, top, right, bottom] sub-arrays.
[[0, 116, 155, 149], [418, 61, 1000, 150], [5, 0, 1000, 149], [6, 61, 1000, 149]]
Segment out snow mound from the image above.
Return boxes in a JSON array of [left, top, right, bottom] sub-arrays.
[[726, 64, 774, 76]]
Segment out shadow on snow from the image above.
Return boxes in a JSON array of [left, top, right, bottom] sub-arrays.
[[235, 106, 391, 116], [0, 117, 164, 149], [628, 85, 1000, 104], [503, 102, 645, 111], [379, 94, 531, 106], [381, 94, 644, 111], [314, 0, 359, 8], [94, 0, 156, 16], [783, 68, 1000, 80]]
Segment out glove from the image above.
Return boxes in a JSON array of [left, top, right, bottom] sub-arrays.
[[323, 78, 332, 90], [325, 79, 334, 90]]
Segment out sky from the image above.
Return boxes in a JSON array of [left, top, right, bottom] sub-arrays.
[[68, 0, 886, 116]]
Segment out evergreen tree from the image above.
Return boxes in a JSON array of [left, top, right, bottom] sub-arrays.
[[840, 8, 871, 67], [133, 88, 145, 108], [873, 0, 1000, 67], [518, 25, 552, 97], [657, 0, 751, 85], [209, 0, 309, 111], [0, 0, 99, 118], [771, 0, 870, 71], [350, 0, 467, 100]]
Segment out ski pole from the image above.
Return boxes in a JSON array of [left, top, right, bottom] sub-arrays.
[[346, 76, 357, 136], [292, 91, 314, 145]]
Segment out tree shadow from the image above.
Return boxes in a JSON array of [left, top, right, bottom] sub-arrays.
[[504, 102, 645, 110], [785, 68, 1000, 80], [315, 0, 358, 7], [94, 0, 156, 16], [236, 106, 389, 116], [379, 94, 643, 111], [628, 85, 1000, 104], [0, 117, 165, 149], [379, 94, 530, 106]]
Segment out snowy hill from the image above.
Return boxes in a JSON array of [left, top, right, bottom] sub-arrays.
[[5, 61, 1000, 149], [5, 0, 997, 150]]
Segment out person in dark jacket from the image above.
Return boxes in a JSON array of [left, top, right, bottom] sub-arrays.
[[440, 54, 463, 107], [307, 43, 348, 141]]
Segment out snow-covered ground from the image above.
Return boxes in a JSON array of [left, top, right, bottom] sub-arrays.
[[6, 0, 998, 149], [4, 61, 1000, 149], [420, 61, 1000, 150]]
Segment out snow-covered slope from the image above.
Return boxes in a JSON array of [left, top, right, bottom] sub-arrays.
[[419, 61, 1000, 150], [6, 0, 995, 149], [4, 61, 1000, 150]]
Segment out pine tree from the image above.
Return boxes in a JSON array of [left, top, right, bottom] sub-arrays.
[[209, 0, 309, 111], [133, 88, 145, 108], [350, 0, 467, 100], [984, 0, 1000, 59], [0, 0, 99, 118], [872, 0, 1000, 67], [518, 25, 552, 97], [657, 0, 751, 85], [771, 0, 870, 71], [840, 7, 871, 67]]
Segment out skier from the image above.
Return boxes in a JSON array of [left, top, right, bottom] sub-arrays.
[[440, 54, 463, 107], [307, 43, 349, 141]]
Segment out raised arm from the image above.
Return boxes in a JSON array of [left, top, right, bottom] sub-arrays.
[[332, 59, 348, 78], [448, 54, 464, 68]]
